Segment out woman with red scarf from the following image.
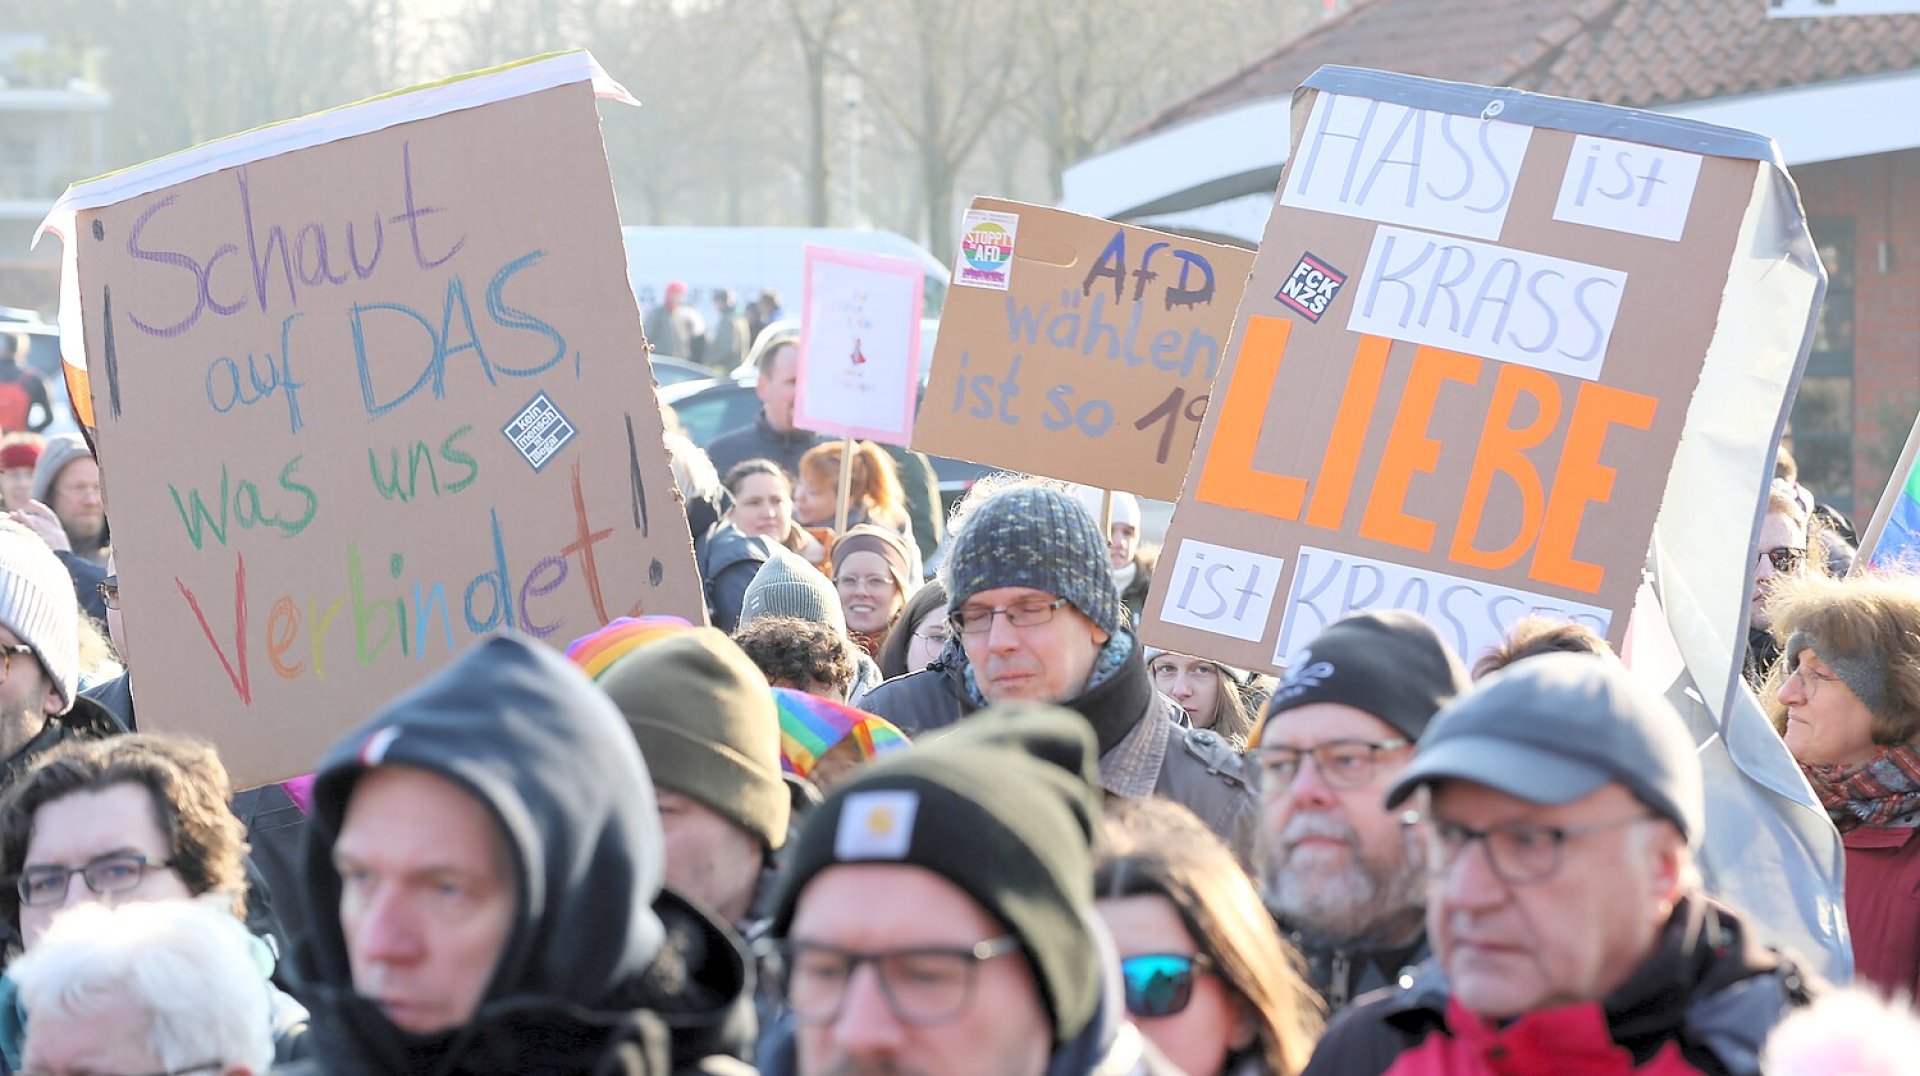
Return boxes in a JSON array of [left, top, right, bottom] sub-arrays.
[[1767, 571, 1920, 997]]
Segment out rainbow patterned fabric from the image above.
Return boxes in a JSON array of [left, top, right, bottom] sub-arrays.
[[773, 687, 910, 777], [565, 615, 697, 679]]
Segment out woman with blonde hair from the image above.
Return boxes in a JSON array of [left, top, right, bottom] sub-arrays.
[[1095, 797, 1321, 1075], [1765, 570, 1920, 997], [1146, 649, 1258, 747]]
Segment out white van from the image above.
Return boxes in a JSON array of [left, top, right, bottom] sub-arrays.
[[619, 226, 950, 322]]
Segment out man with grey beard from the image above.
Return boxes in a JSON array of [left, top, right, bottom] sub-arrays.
[[1254, 610, 1468, 1011]]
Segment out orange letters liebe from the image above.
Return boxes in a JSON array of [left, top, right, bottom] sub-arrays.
[[1195, 316, 1657, 595]]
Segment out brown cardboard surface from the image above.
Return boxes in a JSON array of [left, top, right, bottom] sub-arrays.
[[1144, 83, 1760, 674], [914, 199, 1255, 500], [76, 82, 701, 787]]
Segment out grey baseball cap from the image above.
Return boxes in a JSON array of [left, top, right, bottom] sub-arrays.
[[1384, 653, 1705, 845]]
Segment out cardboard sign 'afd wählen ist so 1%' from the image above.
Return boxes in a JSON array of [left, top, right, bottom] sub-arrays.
[[915, 199, 1255, 501], [64, 60, 700, 786], [1145, 67, 1774, 674]]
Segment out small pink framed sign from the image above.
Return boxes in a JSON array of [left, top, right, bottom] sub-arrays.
[[794, 245, 925, 445]]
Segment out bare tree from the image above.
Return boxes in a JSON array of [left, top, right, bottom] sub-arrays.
[[1014, 0, 1323, 201], [845, 0, 1025, 259], [51, 0, 395, 171], [780, 0, 853, 226]]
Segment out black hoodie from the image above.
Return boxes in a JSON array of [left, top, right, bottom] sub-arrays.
[[288, 634, 755, 1075]]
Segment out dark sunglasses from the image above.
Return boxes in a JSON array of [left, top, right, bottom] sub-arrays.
[[1758, 546, 1805, 572], [1120, 952, 1215, 1018]]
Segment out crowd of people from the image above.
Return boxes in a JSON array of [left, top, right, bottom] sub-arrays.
[[0, 311, 1909, 1075], [643, 285, 785, 374]]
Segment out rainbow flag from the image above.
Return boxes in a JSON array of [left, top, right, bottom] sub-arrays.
[[774, 687, 910, 777], [1872, 461, 1920, 570], [1864, 414, 1920, 572]]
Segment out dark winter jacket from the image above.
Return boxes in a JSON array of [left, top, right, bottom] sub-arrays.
[[696, 524, 781, 633], [1, 694, 121, 789], [875, 442, 943, 566], [1119, 548, 1155, 629], [55, 549, 107, 624], [705, 409, 823, 482], [1301, 894, 1820, 1076], [1277, 915, 1429, 1014], [855, 638, 975, 737], [861, 634, 1257, 861], [287, 635, 755, 1075]]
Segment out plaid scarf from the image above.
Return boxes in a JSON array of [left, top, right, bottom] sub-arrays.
[[1803, 743, 1920, 832]]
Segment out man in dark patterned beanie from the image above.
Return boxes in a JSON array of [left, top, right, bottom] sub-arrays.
[[860, 480, 1257, 861]]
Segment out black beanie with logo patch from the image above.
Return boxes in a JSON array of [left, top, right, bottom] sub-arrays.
[[1262, 610, 1469, 744], [769, 704, 1103, 1045]]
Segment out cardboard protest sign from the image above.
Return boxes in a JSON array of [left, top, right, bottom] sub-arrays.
[[1146, 66, 1795, 674], [793, 245, 924, 445], [914, 200, 1255, 501], [42, 54, 701, 787]]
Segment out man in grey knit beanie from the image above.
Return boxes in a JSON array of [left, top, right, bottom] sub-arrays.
[[862, 480, 1258, 861]]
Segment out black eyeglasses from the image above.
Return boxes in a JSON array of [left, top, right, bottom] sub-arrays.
[[97, 574, 120, 610], [16, 851, 175, 907], [1254, 739, 1409, 790], [1402, 810, 1657, 885], [1120, 952, 1216, 1018], [1758, 546, 1805, 572], [772, 935, 1022, 1025], [0, 644, 35, 685], [950, 597, 1069, 635]]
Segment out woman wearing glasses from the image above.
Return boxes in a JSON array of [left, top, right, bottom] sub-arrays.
[[877, 581, 949, 680], [830, 524, 919, 658], [1765, 570, 1920, 998], [1095, 798, 1322, 1075], [0, 734, 309, 1064]]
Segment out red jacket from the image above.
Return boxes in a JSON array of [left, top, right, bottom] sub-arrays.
[[1301, 896, 1819, 1076], [1841, 823, 1920, 997]]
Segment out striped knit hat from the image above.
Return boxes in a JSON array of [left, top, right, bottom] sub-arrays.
[[0, 521, 77, 712], [565, 615, 697, 679], [773, 687, 909, 778]]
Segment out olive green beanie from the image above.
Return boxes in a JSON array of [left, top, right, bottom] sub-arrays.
[[594, 627, 789, 851]]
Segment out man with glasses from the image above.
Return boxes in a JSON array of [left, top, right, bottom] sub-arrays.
[[1256, 610, 1468, 1011], [1746, 480, 1813, 688], [0, 733, 310, 1063], [861, 482, 1254, 856], [1303, 654, 1821, 1074], [762, 705, 1180, 1075]]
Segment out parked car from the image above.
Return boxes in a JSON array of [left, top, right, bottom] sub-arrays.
[[649, 354, 714, 389], [659, 372, 995, 515]]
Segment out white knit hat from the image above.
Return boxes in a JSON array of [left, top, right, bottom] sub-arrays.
[[0, 521, 77, 712], [1068, 484, 1142, 532]]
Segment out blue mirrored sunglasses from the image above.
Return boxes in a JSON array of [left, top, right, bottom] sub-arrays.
[[1119, 952, 1215, 1018]]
